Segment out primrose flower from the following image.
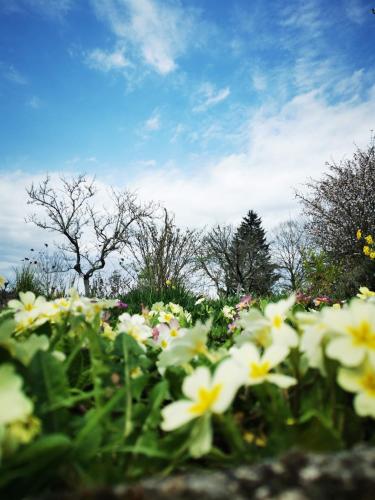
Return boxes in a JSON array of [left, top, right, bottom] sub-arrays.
[[230, 343, 296, 388], [356, 229, 362, 240], [117, 313, 152, 350], [0, 365, 33, 426], [158, 320, 211, 368], [222, 305, 235, 320], [338, 359, 375, 418], [325, 300, 375, 367], [8, 292, 46, 316], [158, 311, 175, 324], [365, 234, 374, 245], [364, 245, 370, 256], [357, 287, 375, 300], [161, 360, 243, 431], [235, 295, 298, 350], [155, 319, 182, 350], [0, 275, 6, 289], [168, 302, 184, 315]]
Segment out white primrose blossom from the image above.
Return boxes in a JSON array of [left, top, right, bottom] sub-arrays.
[[230, 342, 297, 388], [117, 313, 152, 350], [161, 359, 243, 431], [338, 359, 375, 418], [235, 295, 298, 350], [158, 320, 212, 368], [222, 305, 235, 320], [325, 300, 375, 367], [155, 319, 183, 350]]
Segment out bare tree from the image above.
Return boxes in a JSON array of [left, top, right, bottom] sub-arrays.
[[122, 208, 201, 291], [272, 219, 307, 291], [26, 175, 154, 295], [196, 224, 234, 296]]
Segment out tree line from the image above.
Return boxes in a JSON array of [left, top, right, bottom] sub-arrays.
[[9, 138, 375, 299]]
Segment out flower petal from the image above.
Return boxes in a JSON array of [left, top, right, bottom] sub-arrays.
[[266, 373, 297, 388], [161, 400, 196, 431], [183, 366, 211, 400], [326, 337, 365, 366]]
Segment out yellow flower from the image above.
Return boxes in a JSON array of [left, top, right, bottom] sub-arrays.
[[363, 245, 370, 256], [356, 229, 362, 240], [0, 275, 6, 289], [365, 234, 374, 245], [371, 252, 375, 260]]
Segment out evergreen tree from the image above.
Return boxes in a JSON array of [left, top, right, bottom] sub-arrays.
[[227, 210, 277, 294]]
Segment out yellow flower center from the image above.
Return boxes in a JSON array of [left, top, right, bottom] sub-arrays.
[[193, 340, 207, 355], [189, 384, 222, 415], [161, 339, 168, 349], [170, 329, 178, 337], [24, 303, 34, 311], [249, 361, 271, 379], [272, 315, 283, 329], [164, 313, 173, 322], [361, 371, 375, 396], [348, 321, 375, 349]]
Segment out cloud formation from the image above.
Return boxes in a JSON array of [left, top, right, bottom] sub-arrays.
[[193, 83, 231, 113], [91, 0, 198, 75]]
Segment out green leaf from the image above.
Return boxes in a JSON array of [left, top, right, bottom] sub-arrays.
[[28, 351, 70, 431], [189, 414, 212, 458]]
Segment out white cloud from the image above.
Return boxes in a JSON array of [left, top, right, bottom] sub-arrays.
[[2, 84, 375, 276], [193, 82, 230, 113], [129, 85, 375, 230], [144, 110, 161, 131], [86, 47, 131, 72], [91, 0, 197, 75], [0, 63, 27, 85]]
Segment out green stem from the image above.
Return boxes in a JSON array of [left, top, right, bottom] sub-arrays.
[[122, 334, 133, 438]]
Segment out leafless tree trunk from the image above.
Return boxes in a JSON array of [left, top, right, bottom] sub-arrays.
[[26, 174, 155, 295], [272, 219, 307, 291]]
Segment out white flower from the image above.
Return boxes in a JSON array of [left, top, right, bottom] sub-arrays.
[[297, 310, 331, 373], [117, 313, 152, 350], [158, 311, 175, 324], [230, 343, 296, 388], [235, 295, 298, 350], [0, 365, 33, 426], [168, 302, 184, 315], [325, 300, 375, 367], [338, 359, 375, 418], [161, 359, 242, 431], [357, 287, 375, 301], [8, 292, 46, 315], [158, 320, 211, 368], [222, 305, 235, 320], [155, 319, 183, 350]]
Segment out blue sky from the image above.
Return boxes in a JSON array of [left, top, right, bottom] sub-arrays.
[[0, 0, 375, 276]]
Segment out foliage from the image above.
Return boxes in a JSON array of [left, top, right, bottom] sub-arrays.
[[1, 285, 375, 497], [297, 138, 375, 294], [227, 210, 277, 295]]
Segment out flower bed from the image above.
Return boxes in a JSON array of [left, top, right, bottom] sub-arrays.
[[0, 289, 374, 497]]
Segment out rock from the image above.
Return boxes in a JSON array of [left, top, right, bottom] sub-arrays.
[[44, 445, 375, 500]]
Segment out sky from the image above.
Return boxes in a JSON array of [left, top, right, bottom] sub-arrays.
[[0, 0, 375, 278]]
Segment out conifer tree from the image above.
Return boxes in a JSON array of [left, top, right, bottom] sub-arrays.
[[227, 210, 277, 294]]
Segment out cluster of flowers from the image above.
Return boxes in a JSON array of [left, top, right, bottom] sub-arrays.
[[159, 291, 375, 455], [357, 229, 375, 260], [2, 282, 375, 459]]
